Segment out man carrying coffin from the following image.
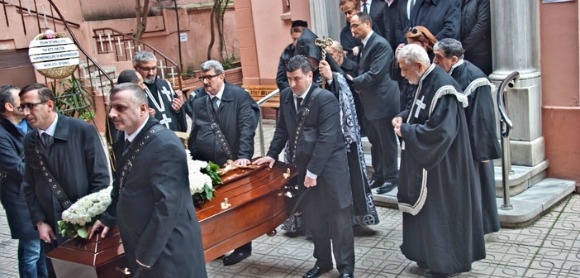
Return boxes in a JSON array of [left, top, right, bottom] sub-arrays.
[[90, 83, 207, 277], [433, 38, 502, 234], [393, 44, 485, 277], [254, 55, 355, 278], [187, 60, 259, 266], [133, 51, 187, 131]]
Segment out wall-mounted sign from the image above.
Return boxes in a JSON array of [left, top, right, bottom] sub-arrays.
[[28, 31, 80, 79], [180, 32, 188, 42]]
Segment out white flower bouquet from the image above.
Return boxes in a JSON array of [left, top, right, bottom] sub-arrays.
[[186, 150, 221, 207], [57, 186, 112, 239]]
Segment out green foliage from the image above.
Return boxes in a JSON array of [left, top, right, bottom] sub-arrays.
[[58, 219, 92, 239], [50, 75, 95, 121], [203, 161, 223, 185], [222, 55, 239, 70]]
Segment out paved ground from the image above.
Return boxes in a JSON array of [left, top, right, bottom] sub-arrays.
[[1, 120, 579, 277]]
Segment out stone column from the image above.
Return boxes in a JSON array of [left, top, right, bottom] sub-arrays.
[[490, 0, 544, 167], [309, 0, 342, 40]]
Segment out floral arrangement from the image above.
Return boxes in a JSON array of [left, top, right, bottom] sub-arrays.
[[57, 186, 113, 239], [186, 150, 221, 207]]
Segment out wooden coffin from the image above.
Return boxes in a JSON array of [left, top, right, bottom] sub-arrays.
[[46, 227, 130, 278], [198, 162, 297, 262], [46, 162, 298, 277]]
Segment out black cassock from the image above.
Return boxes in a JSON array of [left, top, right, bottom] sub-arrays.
[[144, 78, 187, 132], [450, 59, 502, 234], [101, 118, 207, 278], [397, 64, 485, 274]]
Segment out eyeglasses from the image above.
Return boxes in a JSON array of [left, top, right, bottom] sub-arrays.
[[199, 74, 220, 82], [19, 101, 47, 112], [136, 65, 158, 72]]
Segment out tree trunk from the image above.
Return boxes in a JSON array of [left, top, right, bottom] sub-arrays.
[[134, 0, 151, 41], [207, 0, 219, 60], [218, 0, 230, 61]]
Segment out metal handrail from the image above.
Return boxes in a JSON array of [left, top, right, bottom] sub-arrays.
[[497, 71, 519, 210], [256, 89, 280, 156], [92, 27, 183, 91]]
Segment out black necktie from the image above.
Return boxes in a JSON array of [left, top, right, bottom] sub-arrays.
[[296, 97, 303, 112], [41, 133, 52, 148], [123, 139, 131, 156], [212, 97, 219, 112], [362, 2, 368, 14]]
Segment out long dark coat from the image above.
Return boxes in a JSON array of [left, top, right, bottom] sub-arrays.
[[461, 0, 492, 75], [397, 65, 485, 274], [267, 86, 352, 214], [187, 82, 259, 166], [352, 32, 400, 121], [450, 60, 501, 234], [101, 118, 207, 278], [0, 117, 38, 240], [23, 115, 110, 242], [276, 43, 295, 91], [408, 0, 461, 40]]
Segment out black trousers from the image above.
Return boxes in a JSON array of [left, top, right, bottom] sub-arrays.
[[363, 116, 399, 184], [304, 205, 355, 275]]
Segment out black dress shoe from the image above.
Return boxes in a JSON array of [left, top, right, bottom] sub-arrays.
[[222, 250, 251, 266], [338, 273, 353, 278], [369, 178, 384, 189], [353, 225, 378, 237], [376, 182, 395, 194], [303, 265, 332, 278]]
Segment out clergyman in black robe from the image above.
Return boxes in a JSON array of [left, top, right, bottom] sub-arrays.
[[295, 28, 379, 227], [434, 38, 502, 234], [393, 44, 485, 276], [133, 51, 187, 132]]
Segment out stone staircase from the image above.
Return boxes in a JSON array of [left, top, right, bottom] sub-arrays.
[[362, 137, 576, 228]]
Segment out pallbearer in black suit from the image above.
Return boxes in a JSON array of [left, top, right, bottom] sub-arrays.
[[133, 51, 187, 132], [433, 38, 502, 234], [90, 83, 207, 278], [349, 12, 400, 194], [188, 60, 259, 266], [254, 55, 355, 278]]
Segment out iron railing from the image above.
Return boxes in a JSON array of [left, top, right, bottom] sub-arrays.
[[497, 71, 519, 210]]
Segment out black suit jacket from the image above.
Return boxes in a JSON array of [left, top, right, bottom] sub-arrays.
[[267, 86, 352, 214], [187, 82, 259, 165], [352, 32, 400, 121], [23, 115, 110, 236], [365, 0, 387, 37], [101, 118, 206, 277]]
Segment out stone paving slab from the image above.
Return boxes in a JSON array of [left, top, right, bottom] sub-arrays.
[[2, 194, 578, 278]]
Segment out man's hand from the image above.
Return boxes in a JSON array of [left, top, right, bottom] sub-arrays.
[[319, 60, 333, 81], [352, 46, 360, 56], [253, 156, 276, 168], [36, 222, 57, 243], [171, 97, 183, 112], [88, 220, 110, 240], [233, 158, 251, 167], [304, 176, 317, 188], [148, 108, 156, 117], [392, 116, 403, 137]]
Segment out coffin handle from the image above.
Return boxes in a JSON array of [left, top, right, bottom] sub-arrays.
[[115, 267, 131, 275]]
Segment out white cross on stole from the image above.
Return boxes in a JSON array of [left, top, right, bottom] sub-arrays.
[[414, 95, 426, 118], [160, 86, 173, 101], [159, 113, 173, 128]]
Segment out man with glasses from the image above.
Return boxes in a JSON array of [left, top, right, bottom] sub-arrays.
[[19, 83, 110, 277], [0, 84, 48, 278], [133, 51, 187, 131], [187, 60, 259, 266], [349, 12, 400, 195]]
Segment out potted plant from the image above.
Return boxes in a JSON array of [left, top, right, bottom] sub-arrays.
[[51, 75, 95, 122]]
